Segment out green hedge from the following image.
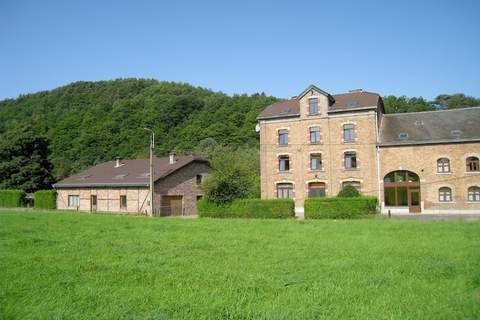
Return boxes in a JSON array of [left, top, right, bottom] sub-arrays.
[[0, 190, 26, 208], [305, 196, 378, 219], [198, 199, 295, 219], [34, 190, 57, 209]]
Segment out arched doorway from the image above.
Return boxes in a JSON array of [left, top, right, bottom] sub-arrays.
[[384, 170, 421, 213]]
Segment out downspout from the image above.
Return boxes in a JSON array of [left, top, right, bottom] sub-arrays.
[[374, 111, 382, 210]]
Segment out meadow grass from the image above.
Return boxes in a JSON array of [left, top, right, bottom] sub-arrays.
[[1, 211, 479, 319]]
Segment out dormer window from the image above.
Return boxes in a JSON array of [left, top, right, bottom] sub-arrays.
[[309, 98, 319, 115]]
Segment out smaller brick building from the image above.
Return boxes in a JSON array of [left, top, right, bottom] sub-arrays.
[[54, 154, 209, 216]]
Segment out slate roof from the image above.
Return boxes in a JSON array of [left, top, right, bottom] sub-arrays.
[[257, 88, 382, 120], [379, 107, 480, 146], [53, 155, 208, 188]]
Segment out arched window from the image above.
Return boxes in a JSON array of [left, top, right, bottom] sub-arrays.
[[466, 157, 479, 172], [308, 182, 326, 198], [278, 155, 290, 172], [438, 187, 452, 202], [468, 186, 480, 202], [277, 183, 294, 199], [383, 170, 420, 208], [437, 158, 450, 173]]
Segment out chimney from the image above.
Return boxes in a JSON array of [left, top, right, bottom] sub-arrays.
[[115, 157, 122, 168], [169, 152, 177, 164]]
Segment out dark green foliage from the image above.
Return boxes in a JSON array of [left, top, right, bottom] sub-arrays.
[[0, 190, 26, 208], [34, 190, 57, 209], [0, 79, 278, 181], [0, 126, 55, 192], [305, 196, 378, 219], [383, 93, 480, 114], [337, 185, 360, 197], [198, 199, 294, 219], [200, 146, 260, 204]]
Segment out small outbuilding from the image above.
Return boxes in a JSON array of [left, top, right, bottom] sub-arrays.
[[53, 154, 209, 216]]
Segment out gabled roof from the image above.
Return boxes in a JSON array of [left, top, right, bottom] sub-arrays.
[[257, 88, 382, 120], [379, 107, 480, 146], [296, 84, 335, 103], [53, 155, 208, 188]]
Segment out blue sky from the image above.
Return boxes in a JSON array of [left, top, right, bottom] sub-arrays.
[[1, 0, 479, 100]]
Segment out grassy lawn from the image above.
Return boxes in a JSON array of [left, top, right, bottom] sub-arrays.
[[1, 212, 479, 319]]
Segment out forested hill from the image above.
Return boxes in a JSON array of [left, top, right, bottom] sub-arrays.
[[0, 78, 479, 191], [0, 79, 278, 181]]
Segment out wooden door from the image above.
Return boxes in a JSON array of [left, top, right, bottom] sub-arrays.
[[90, 195, 97, 212], [408, 189, 421, 213], [162, 196, 183, 216]]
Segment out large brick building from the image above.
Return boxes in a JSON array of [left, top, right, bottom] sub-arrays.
[[54, 154, 209, 216], [257, 85, 480, 216]]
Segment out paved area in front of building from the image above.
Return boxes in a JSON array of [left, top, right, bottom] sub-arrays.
[[384, 213, 480, 221]]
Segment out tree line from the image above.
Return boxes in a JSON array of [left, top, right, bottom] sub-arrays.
[[0, 78, 478, 193]]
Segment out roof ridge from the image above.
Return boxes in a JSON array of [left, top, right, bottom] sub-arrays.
[[333, 91, 380, 96], [383, 105, 480, 117]]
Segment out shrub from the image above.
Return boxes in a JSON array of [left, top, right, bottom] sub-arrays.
[[338, 185, 360, 197], [198, 198, 294, 219], [34, 190, 57, 209], [305, 196, 377, 219], [0, 190, 26, 208]]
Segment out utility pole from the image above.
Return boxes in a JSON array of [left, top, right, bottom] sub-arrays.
[[143, 128, 155, 216]]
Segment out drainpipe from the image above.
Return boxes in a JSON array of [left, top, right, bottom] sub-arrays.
[[374, 111, 382, 211]]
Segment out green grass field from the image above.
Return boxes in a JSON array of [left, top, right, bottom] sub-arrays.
[[1, 211, 479, 319]]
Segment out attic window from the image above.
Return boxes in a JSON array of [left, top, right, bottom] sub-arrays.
[[414, 120, 424, 126], [398, 132, 409, 140], [280, 107, 291, 114], [347, 101, 359, 108], [139, 172, 150, 177], [451, 129, 462, 137], [113, 173, 129, 179], [78, 174, 91, 180]]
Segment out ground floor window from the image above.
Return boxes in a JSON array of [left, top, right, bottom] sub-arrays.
[[308, 182, 326, 198], [120, 195, 127, 209], [439, 187, 452, 202], [196, 195, 203, 201], [342, 181, 361, 193], [68, 195, 80, 208], [468, 186, 480, 202], [277, 183, 294, 199]]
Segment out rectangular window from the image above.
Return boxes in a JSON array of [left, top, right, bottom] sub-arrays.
[[344, 152, 357, 169], [384, 187, 396, 206], [343, 124, 355, 142], [309, 98, 319, 115], [196, 174, 203, 185], [397, 187, 408, 206], [278, 129, 288, 146], [310, 154, 322, 171], [68, 195, 79, 208], [309, 127, 321, 144], [120, 195, 127, 209], [279, 155, 290, 172], [277, 183, 294, 199]]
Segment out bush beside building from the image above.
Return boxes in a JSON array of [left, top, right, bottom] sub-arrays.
[[198, 199, 294, 219], [34, 190, 57, 209], [0, 190, 26, 208], [305, 197, 378, 219]]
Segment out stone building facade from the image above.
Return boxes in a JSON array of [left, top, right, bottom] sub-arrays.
[[54, 155, 209, 216], [258, 85, 480, 215]]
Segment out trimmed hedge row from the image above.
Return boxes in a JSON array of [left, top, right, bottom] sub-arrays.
[[305, 196, 378, 219], [0, 190, 26, 208], [34, 190, 57, 209], [198, 199, 295, 219]]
